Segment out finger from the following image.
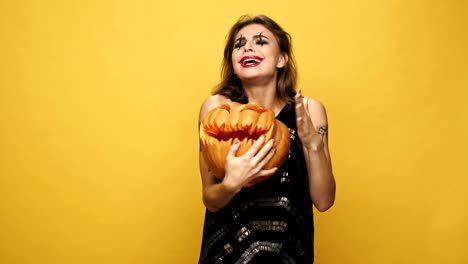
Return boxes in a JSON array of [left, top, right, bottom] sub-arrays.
[[294, 89, 302, 105], [255, 167, 278, 178], [303, 96, 309, 112], [252, 138, 275, 161], [244, 135, 266, 159], [243, 167, 278, 187], [251, 144, 276, 174], [302, 96, 315, 129], [295, 91, 305, 117], [227, 139, 241, 158], [295, 99, 307, 129]]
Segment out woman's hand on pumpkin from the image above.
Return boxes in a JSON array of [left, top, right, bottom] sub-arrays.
[[295, 90, 324, 150], [222, 136, 277, 193]]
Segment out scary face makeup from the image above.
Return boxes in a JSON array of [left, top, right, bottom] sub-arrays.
[[232, 24, 287, 82]]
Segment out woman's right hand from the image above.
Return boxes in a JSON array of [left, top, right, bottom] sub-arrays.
[[222, 136, 278, 193]]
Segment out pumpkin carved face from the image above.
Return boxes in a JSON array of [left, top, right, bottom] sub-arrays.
[[200, 102, 290, 186]]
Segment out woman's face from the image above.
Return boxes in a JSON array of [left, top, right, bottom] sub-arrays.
[[231, 24, 287, 83]]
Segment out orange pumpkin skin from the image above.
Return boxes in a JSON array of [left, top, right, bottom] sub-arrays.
[[200, 102, 290, 186]]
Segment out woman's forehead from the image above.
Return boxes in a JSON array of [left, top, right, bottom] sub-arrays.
[[236, 24, 274, 38]]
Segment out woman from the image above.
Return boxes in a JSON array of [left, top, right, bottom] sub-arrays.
[[198, 14, 336, 263]]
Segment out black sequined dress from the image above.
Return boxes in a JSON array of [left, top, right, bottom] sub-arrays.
[[199, 103, 314, 264]]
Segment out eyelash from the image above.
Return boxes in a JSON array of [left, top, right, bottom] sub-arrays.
[[234, 42, 245, 49], [234, 39, 269, 49], [256, 40, 268, 46]]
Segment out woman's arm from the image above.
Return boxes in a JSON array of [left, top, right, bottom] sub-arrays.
[[198, 95, 277, 212], [198, 95, 236, 212], [295, 91, 336, 212]]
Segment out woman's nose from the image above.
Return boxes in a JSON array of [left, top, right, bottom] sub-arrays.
[[244, 42, 254, 52]]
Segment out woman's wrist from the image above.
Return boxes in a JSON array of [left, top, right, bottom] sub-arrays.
[[303, 135, 324, 152], [221, 176, 242, 195]]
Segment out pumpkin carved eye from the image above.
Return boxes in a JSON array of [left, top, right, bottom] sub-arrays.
[[200, 102, 290, 186]]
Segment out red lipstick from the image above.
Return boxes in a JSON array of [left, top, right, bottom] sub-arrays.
[[238, 56, 264, 68]]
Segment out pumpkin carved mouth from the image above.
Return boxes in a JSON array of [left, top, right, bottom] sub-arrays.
[[200, 102, 290, 186]]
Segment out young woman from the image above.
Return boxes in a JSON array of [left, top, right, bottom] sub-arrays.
[[198, 14, 336, 263]]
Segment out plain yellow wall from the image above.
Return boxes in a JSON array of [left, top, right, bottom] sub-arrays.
[[1, 0, 467, 263]]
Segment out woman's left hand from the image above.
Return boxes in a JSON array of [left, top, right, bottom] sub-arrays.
[[294, 90, 324, 151]]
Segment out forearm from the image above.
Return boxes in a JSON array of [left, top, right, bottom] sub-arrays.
[[202, 181, 238, 212], [304, 146, 336, 212]]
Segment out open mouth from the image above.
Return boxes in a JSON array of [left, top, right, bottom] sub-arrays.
[[239, 56, 263, 67]]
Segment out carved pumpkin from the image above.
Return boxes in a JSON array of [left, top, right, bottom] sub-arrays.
[[199, 102, 290, 186]]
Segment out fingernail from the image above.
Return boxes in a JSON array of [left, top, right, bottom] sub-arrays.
[[235, 139, 240, 144], [272, 139, 276, 144]]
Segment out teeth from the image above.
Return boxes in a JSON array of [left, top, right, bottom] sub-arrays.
[[243, 59, 260, 65]]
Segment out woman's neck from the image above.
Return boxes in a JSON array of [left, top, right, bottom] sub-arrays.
[[243, 82, 285, 116]]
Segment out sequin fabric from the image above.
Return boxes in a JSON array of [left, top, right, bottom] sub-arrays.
[[199, 103, 314, 264]]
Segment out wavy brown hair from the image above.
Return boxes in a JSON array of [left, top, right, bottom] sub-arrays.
[[212, 15, 297, 104]]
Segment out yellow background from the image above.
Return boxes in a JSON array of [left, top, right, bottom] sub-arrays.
[[1, 0, 467, 263]]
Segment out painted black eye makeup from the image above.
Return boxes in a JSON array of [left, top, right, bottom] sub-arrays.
[[256, 32, 269, 46], [233, 33, 270, 50], [234, 35, 247, 49]]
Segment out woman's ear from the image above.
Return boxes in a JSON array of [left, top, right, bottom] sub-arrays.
[[277, 53, 289, 68]]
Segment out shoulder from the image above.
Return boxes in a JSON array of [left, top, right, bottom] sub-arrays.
[[199, 94, 230, 121], [302, 96, 328, 125], [302, 97, 325, 111]]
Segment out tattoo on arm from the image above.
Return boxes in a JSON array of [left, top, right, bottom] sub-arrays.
[[317, 125, 328, 140]]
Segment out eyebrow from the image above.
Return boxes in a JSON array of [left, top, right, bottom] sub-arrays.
[[234, 36, 246, 43], [234, 32, 270, 43]]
